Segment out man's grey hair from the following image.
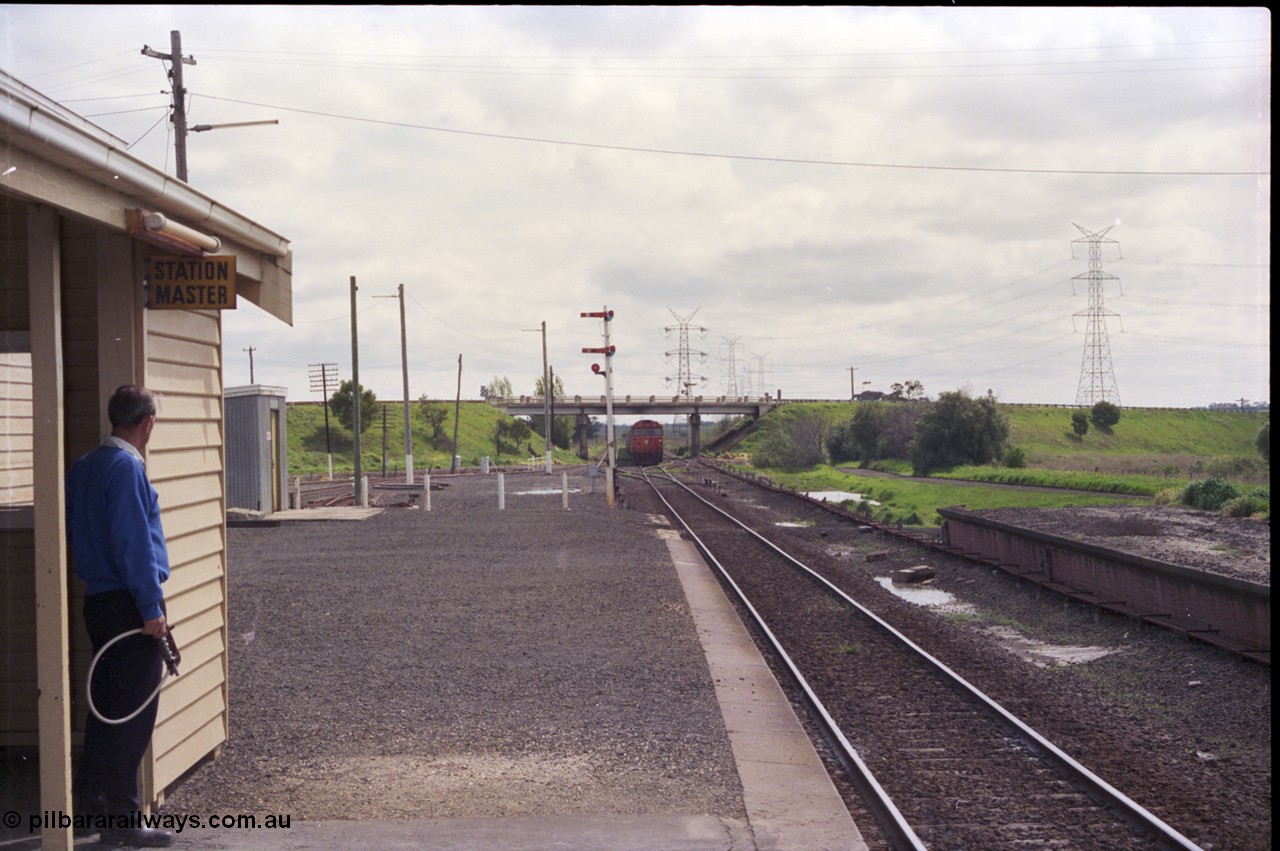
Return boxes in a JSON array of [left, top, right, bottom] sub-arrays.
[[108, 385, 157, 429]]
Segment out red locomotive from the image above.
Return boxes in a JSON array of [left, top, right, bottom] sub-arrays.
[[628, 419, 664, 466]]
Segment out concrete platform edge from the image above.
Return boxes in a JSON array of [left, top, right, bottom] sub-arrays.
[[658, 528, 867, 851]]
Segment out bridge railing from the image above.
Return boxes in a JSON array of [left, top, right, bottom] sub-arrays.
[[488, 395, 778, 407]]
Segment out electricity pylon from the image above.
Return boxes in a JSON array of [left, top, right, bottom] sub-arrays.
[[1071, 223, 1122, 406], [664, 308, 709, 398], [720, 336, 742, 396]]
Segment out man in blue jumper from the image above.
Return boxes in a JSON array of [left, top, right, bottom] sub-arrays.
[[67, 385, 175, 848]]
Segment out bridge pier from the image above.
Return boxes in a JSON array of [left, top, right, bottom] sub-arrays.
[[575, 412, 590, 460], [688, 412, 701, 458]]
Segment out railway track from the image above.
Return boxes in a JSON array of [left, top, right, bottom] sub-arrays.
[[643, 465, 1202, 851]]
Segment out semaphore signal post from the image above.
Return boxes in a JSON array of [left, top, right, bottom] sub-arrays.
[[581, 307, 617, 508]]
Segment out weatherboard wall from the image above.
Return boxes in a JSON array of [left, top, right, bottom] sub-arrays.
[[143, 308, 230, 796]]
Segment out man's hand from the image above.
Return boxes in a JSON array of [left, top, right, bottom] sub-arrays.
[[142, 614, 168, 637]]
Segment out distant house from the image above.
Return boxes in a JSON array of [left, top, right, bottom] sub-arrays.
[[1, 69, 292, 847]]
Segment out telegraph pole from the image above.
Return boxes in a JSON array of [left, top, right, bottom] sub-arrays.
[[399, 285, 412, 483], [451, 355, 462, 473], [308, 363, 338, 479], [526, 321, 553, 473], [141, 31, 196, 182], [541, 321, 552, 473], [350, 276, 363, 506], [243, 346, 256, 384], [375, 284, 414, 483]]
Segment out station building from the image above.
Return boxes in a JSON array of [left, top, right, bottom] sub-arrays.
[[1, 69, 292, 848]]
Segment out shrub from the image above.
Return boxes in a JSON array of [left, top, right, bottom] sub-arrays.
[[911, 390, 1010, 474], [751, 413, 827, 470], [1003, 445, 1027, 468], [826, 402, 923, 465], [1180, 477, 1240, 511], [1222, 496, 1267, 518], [329, 380, 378, 432], [1090, 400, 1121, 430], [1071, 411, 1089, 437]]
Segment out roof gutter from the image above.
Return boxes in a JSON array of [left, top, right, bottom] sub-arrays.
[[1, 70, 289, 258]]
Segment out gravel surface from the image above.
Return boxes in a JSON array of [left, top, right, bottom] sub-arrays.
[[969, 504, 1271, 584], [163, 470, 745, 823], [640, 464, 1271, 850]]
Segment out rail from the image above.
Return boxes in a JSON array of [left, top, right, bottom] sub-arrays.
[[645, 465, 1202, 850]]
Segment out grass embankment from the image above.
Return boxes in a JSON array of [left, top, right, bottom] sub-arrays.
[[723, 403, 1269, 525], [286, 402, 581, 476], [998, 406, 1268, 480], [760, 465, 1138, 525]]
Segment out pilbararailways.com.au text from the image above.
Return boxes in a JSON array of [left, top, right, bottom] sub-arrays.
[[13, 809, 292, 834]]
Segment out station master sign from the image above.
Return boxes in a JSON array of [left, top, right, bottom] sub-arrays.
[[146, 255, 237, 310]]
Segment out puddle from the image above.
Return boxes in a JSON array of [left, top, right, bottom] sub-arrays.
[[876, 576, 976, 613], [514, 488, 582, 495], [775, 522, 812, 528], [805, 491, 881, 506]]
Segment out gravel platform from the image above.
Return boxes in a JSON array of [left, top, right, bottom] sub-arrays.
[[162, 470, 746, 824]]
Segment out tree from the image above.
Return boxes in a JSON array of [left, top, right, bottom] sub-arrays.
[[330, 380, 377, 432], [1090, 400, 1121, 430], [888, 379, 926, 401], [530, 374, 572, 449], [486, 376, 514, 398], [534, 374, 565, 397], [910, 389, 1010, 474], [493, 417, 531, 454], [751, 409, 828, 470], [417, 394, 449, 446], [827, 402, 923, 464], [1071, 411, 1089, 437]]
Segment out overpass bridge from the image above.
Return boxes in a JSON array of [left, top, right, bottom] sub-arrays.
[[487, 394, 779, 457]]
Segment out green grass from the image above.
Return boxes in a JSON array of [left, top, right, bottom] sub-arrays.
[[286, 402, 583, 475], [1003, 406, 1268, 481], [758, 465, 1137, 525], [933, 465, 1174, 496], [716, 402, 1269, 523]]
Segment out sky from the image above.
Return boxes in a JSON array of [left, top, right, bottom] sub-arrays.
[[2, 6, 1270, 410]]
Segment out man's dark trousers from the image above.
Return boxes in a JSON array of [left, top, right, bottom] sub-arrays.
[[77, 590, 164, 816]]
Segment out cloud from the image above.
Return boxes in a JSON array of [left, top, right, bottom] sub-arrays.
[[3, 5, 1268, 408]]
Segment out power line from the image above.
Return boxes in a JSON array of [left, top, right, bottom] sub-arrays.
[[180, 53, 1267, 80], [194, 93, 1271, 176], [189, 37, 1269, 63]]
